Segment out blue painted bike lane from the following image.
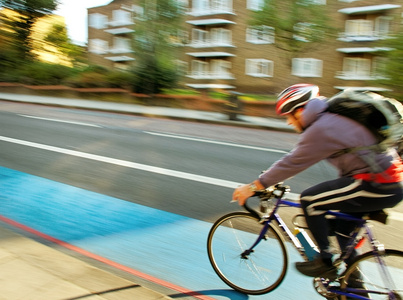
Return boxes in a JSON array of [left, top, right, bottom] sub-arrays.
[[0, 166, 322, 300]]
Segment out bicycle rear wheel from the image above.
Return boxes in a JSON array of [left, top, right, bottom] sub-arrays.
[[207, 212, 288, 295], [340, 249, 403, 300]]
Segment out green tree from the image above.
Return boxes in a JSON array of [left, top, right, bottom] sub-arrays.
[[44, 22, 86, 67], [131, 0, 184, 94], [250, 0, 336, 65], [0, 0, 59, 61], [377, 28, 403, 99]]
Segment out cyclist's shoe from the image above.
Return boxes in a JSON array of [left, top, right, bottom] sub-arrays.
[[295, 257, 337, 280]]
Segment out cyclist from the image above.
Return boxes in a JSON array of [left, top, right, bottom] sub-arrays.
[[232, 83, 403, 279]]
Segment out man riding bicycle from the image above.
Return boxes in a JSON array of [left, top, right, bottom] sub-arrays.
[[232, 84, 403, 278]]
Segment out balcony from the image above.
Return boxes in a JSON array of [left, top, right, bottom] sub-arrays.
[[186, 52, 235, 57], [338, 4, 401, 15], [104, 27, 135, 35], [187, 19, 236, 26], [188, 41, 234, 48], [105, 56, 135, 62]]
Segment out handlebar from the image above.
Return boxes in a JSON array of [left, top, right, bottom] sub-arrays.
[[243, 183, 290, 219]]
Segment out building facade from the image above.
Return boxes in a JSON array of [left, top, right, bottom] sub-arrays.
[[87, 0, 402, 96]]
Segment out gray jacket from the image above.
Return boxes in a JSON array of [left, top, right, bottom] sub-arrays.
[[259, 97, 398, 188]]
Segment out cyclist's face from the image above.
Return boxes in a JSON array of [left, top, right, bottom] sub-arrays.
[[287, 109, 304, 133]]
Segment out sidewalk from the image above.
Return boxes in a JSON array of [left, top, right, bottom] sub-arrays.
[[0, 225, 171, 300], [0, 92, 293, 132]]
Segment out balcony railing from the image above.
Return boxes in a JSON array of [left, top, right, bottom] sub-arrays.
[[335, 71, 388, 80], [188, 41, 233, 48], [338, 32, 390, 42], [186, 72, 234, 79]]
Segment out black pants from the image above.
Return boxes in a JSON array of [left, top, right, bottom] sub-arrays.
[[300, 177, 402, 261]]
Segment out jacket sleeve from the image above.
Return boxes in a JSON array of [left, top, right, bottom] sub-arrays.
[[258, 123, 337, 187]]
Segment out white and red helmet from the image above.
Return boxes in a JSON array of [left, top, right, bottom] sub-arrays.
[[276, 84, 320, 115]]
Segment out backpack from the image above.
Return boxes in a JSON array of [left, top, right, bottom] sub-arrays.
[[326, 89, 403, 171]]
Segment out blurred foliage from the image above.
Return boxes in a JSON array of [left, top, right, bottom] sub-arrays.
[[0, 61, 77, 85], [130, 57, 178, 94], [0, 0, 59, 61], [131, 0, 185, 94], [376, 26, 403, 100], [44, 22, 86, 67], [66, 66, 135, 89], [250, 0, 337, 64]]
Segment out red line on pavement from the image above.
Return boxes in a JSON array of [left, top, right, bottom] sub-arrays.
[[0, 215, 216, 300]]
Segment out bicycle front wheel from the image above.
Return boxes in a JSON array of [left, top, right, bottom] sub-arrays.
[[340, 249, 403, 300], [207, 212, 288, 295]]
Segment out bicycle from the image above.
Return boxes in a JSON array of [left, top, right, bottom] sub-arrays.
[[207, 183, 403, 299]]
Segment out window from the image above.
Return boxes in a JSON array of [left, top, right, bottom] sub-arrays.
[[246, 26, 274, 44], [211, 59, 232, 77], [170, 30, 189, 45], [110, 37, 132, 54], [292, 58, 323, 77], [88, 39, 108, 54], [191, 60, 209, 76], [345, 20, 373, 37], [189, 60, 233, 78], [174, 60, 188, 75], [342, 58, 371, 78], [375, 16, 391, 37], [110, 9, 133, 26], [294, 22, 321, 42], [192, 29, 208, 46], [191, 28, 231, 46], [246, 59, 273, 77], [210, 28, 232, 45], [247, 0, 264, 11], [372, 56, 388, 79], [89, 13, 107, 29], [191, 0, 232, 15]]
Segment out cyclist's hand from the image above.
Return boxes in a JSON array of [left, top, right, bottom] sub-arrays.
[[232, 180, 265, 205]]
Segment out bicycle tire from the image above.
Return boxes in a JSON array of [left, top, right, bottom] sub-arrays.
[[340, 249, 403, 300], [207, 212, 288, 295]]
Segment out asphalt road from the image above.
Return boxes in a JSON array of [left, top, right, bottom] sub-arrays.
[[0, 101, 339, 220], [1, 101, 402, 299]]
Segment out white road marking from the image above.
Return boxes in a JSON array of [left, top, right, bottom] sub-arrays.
[[145, 131, 288, 154], [18, 114, 102, 128], [0, 135, 241, 189]]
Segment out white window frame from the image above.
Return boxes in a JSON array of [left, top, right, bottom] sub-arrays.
[[375, 16, 392, 37], [245, 59, 273, 77], [89, 13, 108, 29], [110, 37, 132, 54], [210, 28, 232, 45], [210, 59, 232, 78], [246, 26, 274, 44], [343, 57, 371, 78], [110, 9, 133, 26], [191, 0, 233, 15], [345, 20, 373, 37], [192, 28, 209, 46], [191, 60, 209, 77], [88, 39, 108, 54], [292, 58, 323, 77]]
